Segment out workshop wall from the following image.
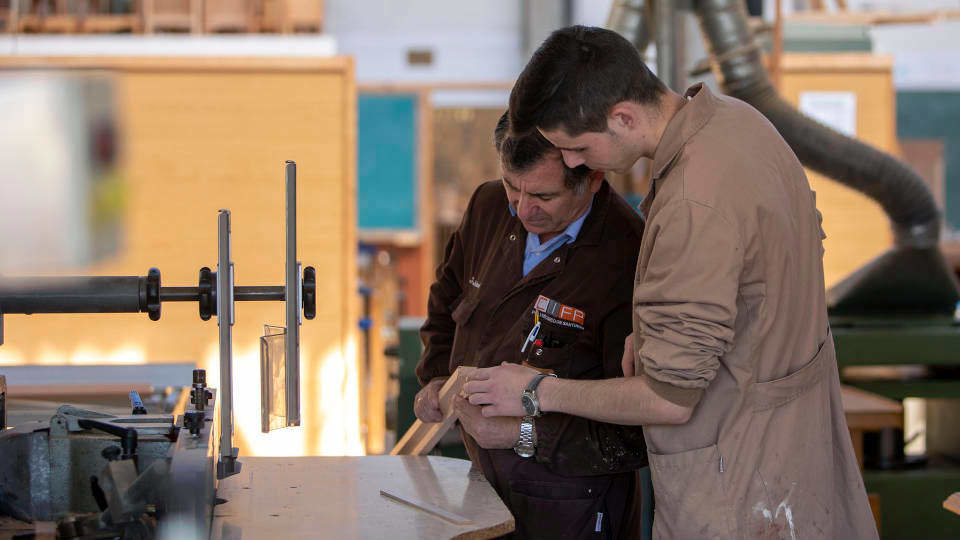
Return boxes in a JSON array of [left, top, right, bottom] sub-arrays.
[[0, 56, 362, 457], [779, 52, 897, 287]]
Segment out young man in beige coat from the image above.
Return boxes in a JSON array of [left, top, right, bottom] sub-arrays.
[[464, 25, 878, 539]]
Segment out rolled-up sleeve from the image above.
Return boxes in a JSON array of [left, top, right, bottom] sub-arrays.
[[535, 301, 648, 475], [635, 198, 743, 408]]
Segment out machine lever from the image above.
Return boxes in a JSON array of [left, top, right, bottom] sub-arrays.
[[90, 475, 109, 511], [78, 419, 138, 460]]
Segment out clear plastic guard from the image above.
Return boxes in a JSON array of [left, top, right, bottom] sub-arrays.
[[260, 324, 287, 433]]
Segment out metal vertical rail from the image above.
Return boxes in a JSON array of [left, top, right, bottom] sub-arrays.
[[217, 209, 238, 477], [654, 0, 685, 91], [284, 161, 301, 427]]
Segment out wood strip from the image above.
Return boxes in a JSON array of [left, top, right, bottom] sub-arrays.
[[380, 488, 473, 525], [390, 366, 475, 455], [868, 493, 881, 536], [6, 383, 153, 398], [780, 53, 893, 73], [945, 492, 960, 516], [771, 0, 782, 91], [0, 56, 352, 73], [358, 81, 514, 93], [33, 521, 56, 540], [787, 9, 960, 26]]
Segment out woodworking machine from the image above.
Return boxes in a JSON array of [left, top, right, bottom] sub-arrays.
[[0, 161, 313, 539]]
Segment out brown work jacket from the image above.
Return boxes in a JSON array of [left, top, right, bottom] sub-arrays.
[[633, 84, 878, 539], [418, 180, 647, 538]]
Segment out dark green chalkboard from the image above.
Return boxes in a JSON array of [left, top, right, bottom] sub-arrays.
[[357, 93, 419, 231], [897, 91, 960, 230]]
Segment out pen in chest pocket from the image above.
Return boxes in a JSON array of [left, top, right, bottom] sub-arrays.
[[520, 311, 541, 353]]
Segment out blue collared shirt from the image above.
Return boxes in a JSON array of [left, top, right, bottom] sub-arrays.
[[509, 197, 593, 276]]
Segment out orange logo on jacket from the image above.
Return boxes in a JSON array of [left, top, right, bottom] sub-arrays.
[[535, 295, 586, 326]]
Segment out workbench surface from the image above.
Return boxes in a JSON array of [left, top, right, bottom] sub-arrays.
[[210, 455, 514, 539]]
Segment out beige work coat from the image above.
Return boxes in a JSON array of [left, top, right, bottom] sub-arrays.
[[633, 84, 878, 539]]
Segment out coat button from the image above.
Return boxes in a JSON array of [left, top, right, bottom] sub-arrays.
[[509, 234, 517, 241], [553, 256, 561, 263], [535, 348, 543, 356]]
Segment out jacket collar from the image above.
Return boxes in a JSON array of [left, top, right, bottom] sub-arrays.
[[500, 180, 613, 287], [650, 83, 718, 181]]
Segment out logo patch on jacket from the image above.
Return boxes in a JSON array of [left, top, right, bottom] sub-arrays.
[[534, 295, 585, 330]]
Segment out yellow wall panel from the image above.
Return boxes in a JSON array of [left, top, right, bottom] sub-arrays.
[[779, 53, 896, 287], [0, 57, 359, 457]]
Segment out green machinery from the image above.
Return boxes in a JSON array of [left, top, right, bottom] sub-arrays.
[[834, 316, 960, 539]]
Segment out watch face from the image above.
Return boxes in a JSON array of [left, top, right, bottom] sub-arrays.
[[515, 444, 535, 458], [521, 394, 536, 416]]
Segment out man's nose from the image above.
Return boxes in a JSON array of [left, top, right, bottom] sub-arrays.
[[517, 194, 537, 219], [561, 150, 585, 169]]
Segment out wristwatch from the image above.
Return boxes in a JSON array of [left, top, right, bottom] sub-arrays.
[[521, 373, 557, 417], [514, 416, 537, 458]]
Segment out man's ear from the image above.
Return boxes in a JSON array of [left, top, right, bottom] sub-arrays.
[[587, 169, 604, 193], [608, 101, 639, 131]]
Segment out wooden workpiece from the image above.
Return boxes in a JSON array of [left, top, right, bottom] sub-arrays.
[[391, 366, 475, 456], [945, 492, 960, 516], [210, 456, 514, 539]]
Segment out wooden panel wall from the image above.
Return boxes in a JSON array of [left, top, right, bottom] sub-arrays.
[[0, 56, 360, 457], [779, 53, 897, 288]]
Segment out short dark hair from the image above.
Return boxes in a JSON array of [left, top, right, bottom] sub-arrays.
[[494, 111, 590, 192], [509, 25, 666, 136]]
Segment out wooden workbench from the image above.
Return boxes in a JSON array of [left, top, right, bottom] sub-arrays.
[[841, 384, 904, 535], [841, 384, 904, 470], [210, 456, 514, 539]]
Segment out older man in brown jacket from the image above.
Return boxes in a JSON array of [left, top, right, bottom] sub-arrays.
[[414, 113, 648, 538], [465, 26, 879, 539]]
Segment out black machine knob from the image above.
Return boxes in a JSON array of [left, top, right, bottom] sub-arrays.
[[101, 445, 122, 462], [198, 267, 216, 321], [302, 266, 316, 320], [183, 410, 205, 437], [141, 268, 161, 321], [191, 369, 212, 411]]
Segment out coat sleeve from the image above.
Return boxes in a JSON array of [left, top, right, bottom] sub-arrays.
[[415, 189, 476, 386], [635, 198, 744, 408], [533, 301, 649, 475]]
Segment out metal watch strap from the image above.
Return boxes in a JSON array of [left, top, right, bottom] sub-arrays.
[[514, 416, 536, 458]]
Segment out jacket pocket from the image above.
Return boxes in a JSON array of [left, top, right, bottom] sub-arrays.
[[507, 479, 612, 539], [647, 444, 732, 539], [522, 342, 570, 377], [748, 332, 831, 412], [451, 295, 480, 326], [519, 316, 578, 377], [449, 296, 481, 368]]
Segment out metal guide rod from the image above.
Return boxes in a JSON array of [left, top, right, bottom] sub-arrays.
[[217, 209, 237, 476], [285, 160, 301, 427], [160, 286, 284, 302]]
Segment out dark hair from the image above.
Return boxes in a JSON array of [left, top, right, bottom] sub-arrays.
[[494, 111, 590, 192], [509, 25, 666, 136]]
